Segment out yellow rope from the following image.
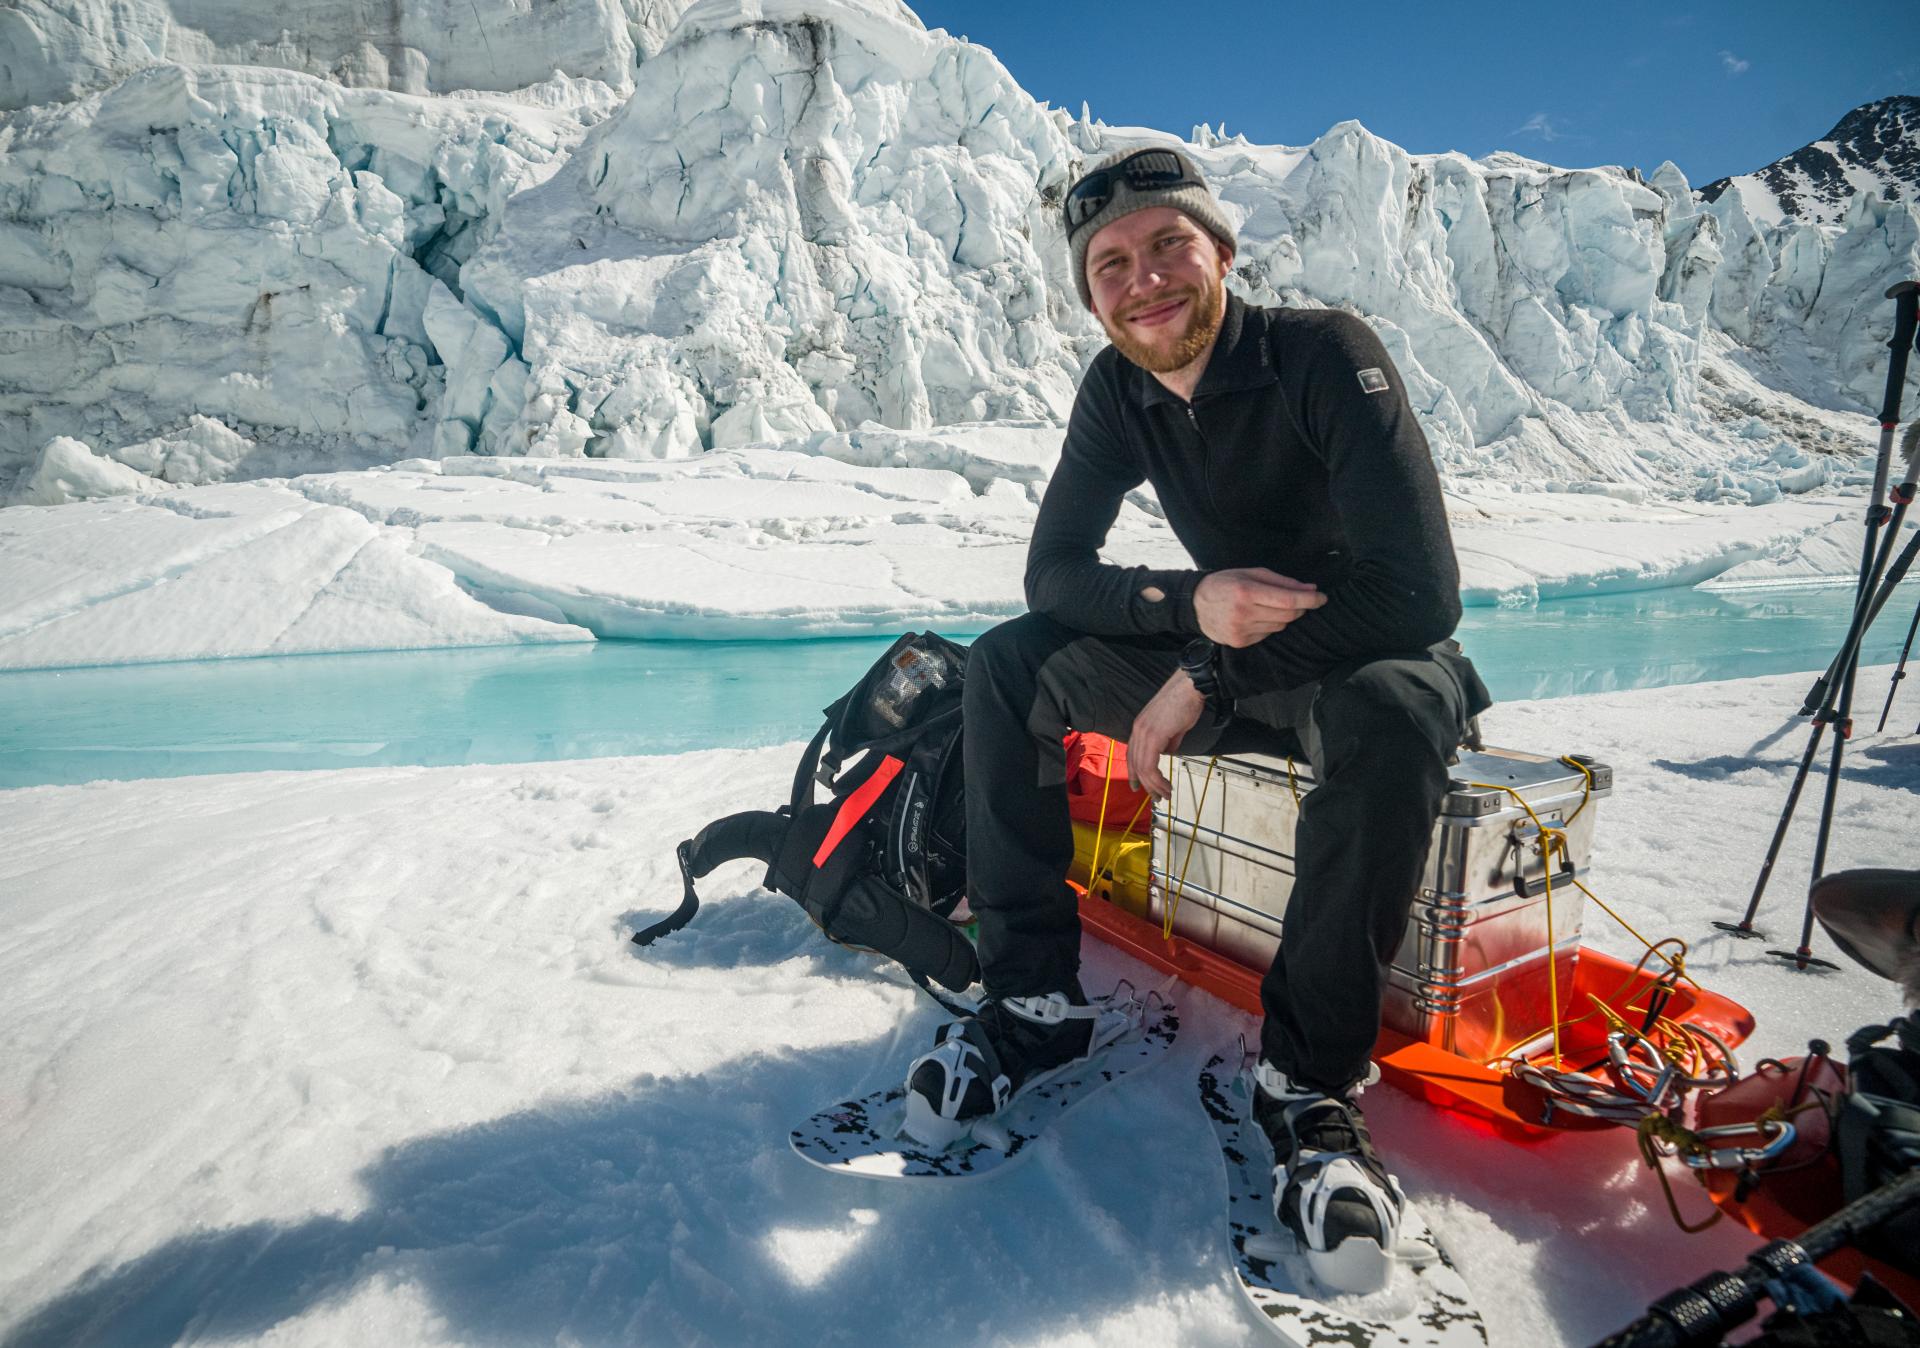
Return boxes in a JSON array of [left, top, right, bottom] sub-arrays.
[[1559, 755, 1595, 828], [1466, 777, 1567, 1067], [1163, 755, 1220, 939], [1636, 1115, 1726, 1233], [1285, 756, 1302, 806], [1088, 740, 1114, 896], [1570, 876, 1699, 990], [1553, 755, 1697, 990], [1488, 939, 1691, 1072], [1082, 737, 1154, 904], [1466, 757, 1704, 1070]]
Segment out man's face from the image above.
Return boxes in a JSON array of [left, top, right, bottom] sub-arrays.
[[1084, 206, 1233, 374]]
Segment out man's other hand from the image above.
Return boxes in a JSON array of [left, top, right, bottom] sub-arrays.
[[1193, 568, 1325, 648], [1128, 671, 1205, 800]]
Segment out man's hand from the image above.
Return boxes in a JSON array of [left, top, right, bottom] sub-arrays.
[[1194, 568, 1326, 648], [1128, 671, 1205, 800]]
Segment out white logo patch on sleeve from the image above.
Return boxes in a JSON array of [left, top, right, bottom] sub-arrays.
[[1357, 367, 1389, 394]]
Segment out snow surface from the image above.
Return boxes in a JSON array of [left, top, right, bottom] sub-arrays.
[[2, 668, 1912, 1347], [3, 1, 1914, 501], [0, 439, 1867, 668]]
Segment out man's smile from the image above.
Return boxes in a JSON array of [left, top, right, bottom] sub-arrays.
[[1124, 295, 1192, 328]]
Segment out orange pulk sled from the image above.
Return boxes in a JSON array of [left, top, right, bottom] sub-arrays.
[[1065, 731, 1920, 1303], [1065, 731, 1753, 1138]]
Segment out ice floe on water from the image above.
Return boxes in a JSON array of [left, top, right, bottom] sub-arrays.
[[0, 479, 591, 668], [0, 435, 1868, 668]]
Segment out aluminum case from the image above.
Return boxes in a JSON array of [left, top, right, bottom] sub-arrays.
[[1147, 746, 1612, 1063]]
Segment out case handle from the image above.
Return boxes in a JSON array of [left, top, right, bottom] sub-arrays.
[[1515, 856, 1576, 899]]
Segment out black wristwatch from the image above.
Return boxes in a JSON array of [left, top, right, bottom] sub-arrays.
[[1180, 637, 1226, 712]]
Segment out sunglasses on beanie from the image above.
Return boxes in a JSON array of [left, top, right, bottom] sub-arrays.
[[1063, 149, 1208, 236]]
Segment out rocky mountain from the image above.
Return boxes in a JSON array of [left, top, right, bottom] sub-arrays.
[[1700, 95, 1919, 227]]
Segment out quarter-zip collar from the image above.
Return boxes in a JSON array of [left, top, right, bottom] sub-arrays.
[[1128, 293, 1280, 409]]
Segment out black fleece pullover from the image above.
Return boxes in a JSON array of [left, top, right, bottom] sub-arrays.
[[1026, 294, 1463, 699]]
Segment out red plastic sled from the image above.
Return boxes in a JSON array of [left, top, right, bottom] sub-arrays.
[[1076, 887, 1756, 1141]]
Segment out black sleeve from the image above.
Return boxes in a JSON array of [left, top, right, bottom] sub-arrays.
[[1216, 314, 1461, 697], [1024, 360, 1204, 636]]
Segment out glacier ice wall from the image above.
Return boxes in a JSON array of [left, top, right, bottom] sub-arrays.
[[0, 64, 618, 480], [2, 0, 1917, 501], [446, 0, 1090, 460], [1702, 185, 1920, 413], [0, 0, 692, 111]]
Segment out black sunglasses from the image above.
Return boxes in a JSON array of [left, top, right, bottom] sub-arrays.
[[1063, 150, 1203, 235]]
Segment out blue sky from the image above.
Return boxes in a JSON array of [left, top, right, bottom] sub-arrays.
[[910, 0, 1918, 187]]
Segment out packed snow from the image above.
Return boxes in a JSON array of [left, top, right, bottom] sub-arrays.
[[0, 437, 1876, 668], [3, 0, 1916, 504], [1, 668, 1913, 1347]]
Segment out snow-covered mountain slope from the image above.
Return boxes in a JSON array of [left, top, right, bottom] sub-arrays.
[[0, 0, 692, 111], [1, 1, 1915, 504], [1700, 96, 1918, 228]]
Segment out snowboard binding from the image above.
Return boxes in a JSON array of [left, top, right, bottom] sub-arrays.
[[901, 985, 1151, 1151], [1252, 1058, 1421, 1296]]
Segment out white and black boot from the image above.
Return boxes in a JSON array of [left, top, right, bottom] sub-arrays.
[[1252, 1060, 1407, 1295], [901, 985, 1112, 1149]]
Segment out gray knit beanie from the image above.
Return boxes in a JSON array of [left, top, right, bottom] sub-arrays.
[[1065, 147, 1236, 309]]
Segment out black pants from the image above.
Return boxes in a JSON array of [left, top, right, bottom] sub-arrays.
[[963, 612, 1489, 1094]]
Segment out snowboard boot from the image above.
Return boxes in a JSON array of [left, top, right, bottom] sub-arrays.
[[1252, 1060, 1406, 1295], [901, 983, 1098, 1149]]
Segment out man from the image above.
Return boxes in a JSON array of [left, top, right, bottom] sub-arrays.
[[903, 147, 1489, 1288]]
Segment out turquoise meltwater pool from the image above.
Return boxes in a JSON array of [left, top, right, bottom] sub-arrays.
[[1, 584, 1912, 789]]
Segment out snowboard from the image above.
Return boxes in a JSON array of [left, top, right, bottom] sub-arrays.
[[1199, 1048, 1487, 1347], [791, 992, 1177, 1180]]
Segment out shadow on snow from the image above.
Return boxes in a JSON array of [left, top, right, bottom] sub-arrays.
[[6, 1001, 1233, 1347]]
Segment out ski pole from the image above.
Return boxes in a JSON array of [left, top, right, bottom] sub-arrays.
[[1872, 424, 1920, 733], [1771, 290, 1920, 966], [1589, 1167, 1920, 1348], [1752, 538, 1916, 961], [1874, 549, 1920, 734], [1797, 284, 1919, 718], [1718, 719, 1830, 939], [1725, 281, 1919, 941]]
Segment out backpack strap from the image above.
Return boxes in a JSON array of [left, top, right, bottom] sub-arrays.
[[630, 840, 703, 947], [788, 719, 834, 816], [813, 754, 905, 869], [908, 967, 980, 1019]]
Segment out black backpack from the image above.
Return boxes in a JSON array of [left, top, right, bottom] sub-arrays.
[[1838, 1012, 1920, 1276], [631, 632, 980, 996]]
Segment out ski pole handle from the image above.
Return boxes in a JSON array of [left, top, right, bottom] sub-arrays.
[[1879, 281, 1919, 429]]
